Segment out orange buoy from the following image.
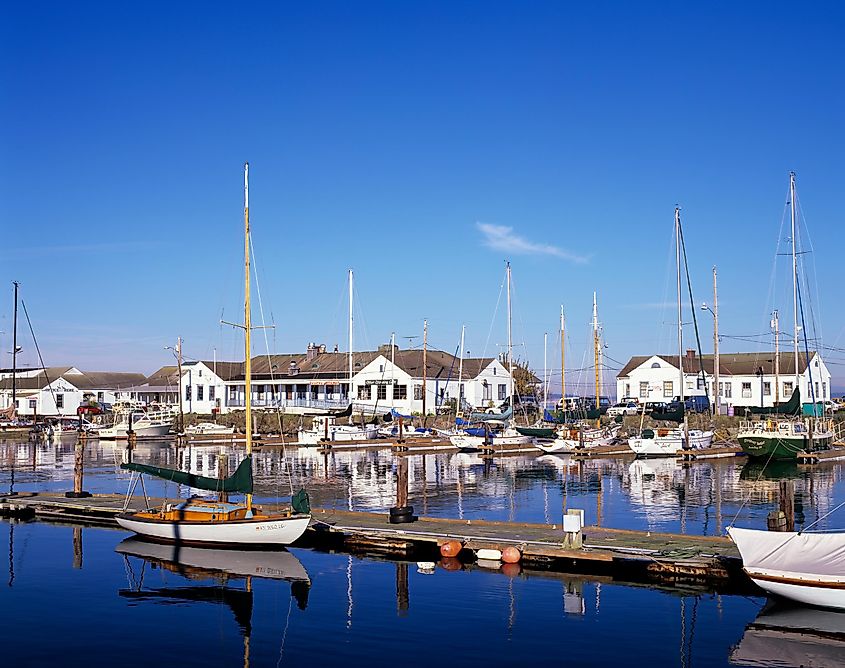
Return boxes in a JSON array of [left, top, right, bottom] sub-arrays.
[[440, 540, 463, 558], [501, 546, 522, 564]]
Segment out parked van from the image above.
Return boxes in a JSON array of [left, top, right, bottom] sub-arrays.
[[668, 395, 711, 413]]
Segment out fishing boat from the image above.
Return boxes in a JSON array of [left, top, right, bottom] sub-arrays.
[[628, 207, 713, 457], [116, 163, 311, 547], [90, 402, 175, 439], [736, 174, 834, 460]]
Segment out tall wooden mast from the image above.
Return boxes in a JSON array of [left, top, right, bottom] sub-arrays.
[[243, 162, 253, 513]]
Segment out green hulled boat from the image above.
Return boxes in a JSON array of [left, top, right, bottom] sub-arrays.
[[737, 418, 834, 460]]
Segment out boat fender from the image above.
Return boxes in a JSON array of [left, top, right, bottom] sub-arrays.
[[476, 548, 503, 561]]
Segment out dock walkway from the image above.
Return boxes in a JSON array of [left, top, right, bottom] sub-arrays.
[[0, 491, 742, 588]]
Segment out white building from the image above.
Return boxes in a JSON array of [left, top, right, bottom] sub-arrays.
[[0, 367, 146, 416], [351, 347, 511, 416], [219, 343, 514, 416], [136, 361, 239, 414], [616, 350, 832, 412]]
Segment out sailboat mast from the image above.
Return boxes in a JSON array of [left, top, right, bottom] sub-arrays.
[[422, 319, 428, 416], [676, 207, 684, 403], [11, 281, 18, 412], [773, 310, 780, 404], [507, 262, 514, 412], [593, 292, 600, 425], [390, 331, 395, 401], [243, 162, 253, 511], [176, 336, 184, 434], [458, 324, 465, 414], [713, 266, 720, 416], [348, 269, 353, 419], [543, 332, 548, 411], [560, 306, 565, 406], [790, 172, 799, 390]]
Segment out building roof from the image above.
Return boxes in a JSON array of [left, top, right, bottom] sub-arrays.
[[0, 368, 145, 391], [617, 351, 820, 378]]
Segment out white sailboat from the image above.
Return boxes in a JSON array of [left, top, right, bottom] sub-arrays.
[[116, 163, 311, 547], [296, 269, 379, 445], [449, 262, 533, 451], [628, 207, 713, 457], [728, 173, 843, 609], [90, 402, 175, 439]]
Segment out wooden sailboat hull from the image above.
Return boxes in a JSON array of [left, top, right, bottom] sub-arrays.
[[728, 526, 845, 610], [116, 513, 311, 547], [628, 430, 713, 456]]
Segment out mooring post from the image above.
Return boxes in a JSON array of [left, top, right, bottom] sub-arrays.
[[388, 454, 414, 524], [395, 562, 409, 616], [127, 411, 137, 450], [779, 479, 795, 532], [563, 508, 584, 549], [218, 453, 229, 503], [72, 526, 83, 569], [65, 434, 91, 498]]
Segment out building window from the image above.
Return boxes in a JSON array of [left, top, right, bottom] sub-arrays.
[[228, 386, 237, 401], [379, 364, 384, 372], [639, 381, 648, 398], [815, 382, 820, 398], [498, 384, 507, 401], [56, 394, 64, 409], [358, 386, 369, 400], [742, 382, 752, 398], [414, 385, 423, 400], [493, 367, 497, 375], [377, 385, 387, 400], [459, 383, 464, 399], [724, 382, 732, 398], [209, 385, 215, 401], [624, 383, 631, 397], [483, 382, 491, 401], [823, 382, 828, 399], [663, 381, 673, 398], [651, 362, 660, 368], [763, 382, 771, 396], [197, 385, 204, 401], [311, 386, 318, 399], [783, 381, 793, 396], [697, 377, 705, 390], [97, 391, 104, 402], [686, 379, 694, 391], [186, 385, 192, 401], [29, 399, 37, 409], [394, 384, 407, 400]]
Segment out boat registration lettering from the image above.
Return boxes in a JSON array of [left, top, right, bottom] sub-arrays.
[[255, 523, 286, 531]]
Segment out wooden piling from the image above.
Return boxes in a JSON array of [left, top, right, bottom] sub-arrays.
[[218, 454, 229, 503], [395, 562, 409, 615], [779, 479, 795, 532], [72, 526, 83, 569], [396, 456, 408, 508], [65, 436, 91, 498]]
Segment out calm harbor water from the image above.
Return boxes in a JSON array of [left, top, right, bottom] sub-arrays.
[[2, 435, 845, 666]]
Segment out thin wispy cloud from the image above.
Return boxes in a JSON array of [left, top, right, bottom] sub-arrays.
[[476, 223, 589, 264]]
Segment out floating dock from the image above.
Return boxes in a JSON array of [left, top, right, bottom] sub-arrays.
[[0, 491, 744, 590]]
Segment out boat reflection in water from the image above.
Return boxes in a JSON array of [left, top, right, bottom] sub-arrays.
[[116, 537, 311, 618], [730, 602, 845, 667]]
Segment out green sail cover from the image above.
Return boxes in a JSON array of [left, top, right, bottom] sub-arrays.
[[515, 426, 556, 438], [120, 455, 253, 495], [748, 388, 801, 416]]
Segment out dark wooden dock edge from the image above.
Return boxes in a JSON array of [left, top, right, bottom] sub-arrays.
[[0, 492, 751, 594]]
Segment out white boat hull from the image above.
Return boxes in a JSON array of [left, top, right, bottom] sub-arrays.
[[297, 424, 379, 445], [728, 526, 845, 610], [116, 513, 311, 546], [628, 430, 713, 456], [449, 433, 534, 450], [93, 422, 173, 439]]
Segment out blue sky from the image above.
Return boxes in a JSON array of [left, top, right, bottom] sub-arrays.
[[2, 2, 844, 392]]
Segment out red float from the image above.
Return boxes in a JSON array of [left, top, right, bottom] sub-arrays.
[[440, 540, 462, 558], [501, 546, 522, 564]]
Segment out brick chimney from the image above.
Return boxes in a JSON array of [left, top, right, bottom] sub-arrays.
[[685, 349, 696, 363]]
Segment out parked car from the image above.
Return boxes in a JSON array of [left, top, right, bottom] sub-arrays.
[[644, 401, 668, 414], [494, 395, 539, 415], [607, 401, 639, 417], [667, 395, 711, 413]]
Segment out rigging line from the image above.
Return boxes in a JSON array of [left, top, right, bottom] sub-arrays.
[[678, 217, 706, 391], [482, 269, 506, 363], [798, 272, 818, 408], [20, 300, 57, 412], [248, 232, 295, 497]]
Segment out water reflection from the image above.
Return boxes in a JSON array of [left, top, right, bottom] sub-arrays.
[[730, 603, 845, 667], [1, 436, 844, 535]]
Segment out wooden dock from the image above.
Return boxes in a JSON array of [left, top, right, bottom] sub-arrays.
[[797, 446, 845, 464], [679, 445, 745, 461], [0, 491, 744, 590]]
